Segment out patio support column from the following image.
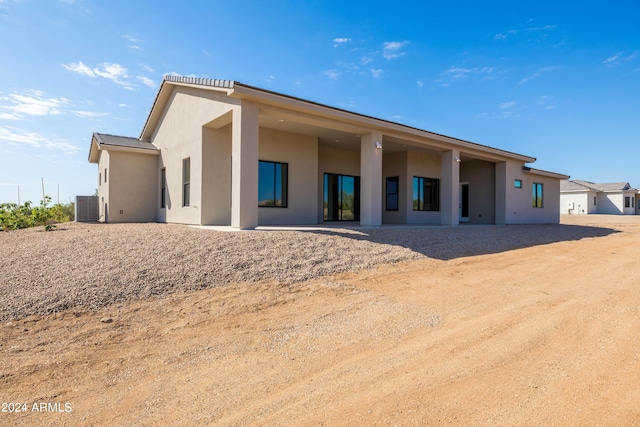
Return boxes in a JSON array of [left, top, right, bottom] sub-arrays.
[[441, 149, 460, 226], [231, 101, 259, 229], [360, 131, 383, 226], [495, 161, 507, 225]]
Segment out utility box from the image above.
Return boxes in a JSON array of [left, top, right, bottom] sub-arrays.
[[75, 196, 98, 222]]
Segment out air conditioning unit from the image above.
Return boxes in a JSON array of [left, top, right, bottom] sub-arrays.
[[75, 196, 99, 222]]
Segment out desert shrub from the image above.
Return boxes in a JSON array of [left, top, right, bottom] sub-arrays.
[[0, 197, 72, 231]]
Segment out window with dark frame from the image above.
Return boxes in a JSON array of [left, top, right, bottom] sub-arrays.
[[104, 168, 107, 183], [514, 179, 522, 188], [182, 158, 190, 207], [386, 177, 399, 211], [161, 168, 166, 208], [625, 196, 631, 208], [258, 160, 288, 207], [532, 183, 543, 208], [413, 177, 440, 211], [594, 196, 597, 206]]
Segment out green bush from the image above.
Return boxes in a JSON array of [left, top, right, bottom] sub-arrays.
[[0, 196, 72, 231]]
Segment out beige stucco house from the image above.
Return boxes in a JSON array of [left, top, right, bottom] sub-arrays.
[[560, 179, 639, 215], [89, 75, 569, 228]]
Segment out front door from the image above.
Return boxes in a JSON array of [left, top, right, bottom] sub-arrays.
[[460, 183, 469, 222]]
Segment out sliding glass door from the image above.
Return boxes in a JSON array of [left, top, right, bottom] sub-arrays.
[[323, 173, 360, 221]]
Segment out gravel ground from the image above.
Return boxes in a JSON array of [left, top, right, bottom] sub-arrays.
[[0, 221, 616, 320]]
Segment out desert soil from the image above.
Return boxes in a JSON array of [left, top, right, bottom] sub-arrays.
[[1, 215, 639, 426]]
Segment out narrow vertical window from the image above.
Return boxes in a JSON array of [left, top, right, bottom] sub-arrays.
[[161, 168, 166, 208], [532, 183, 543, 208], [386, 177, 399, 211], [99, 172, 101, 186], [413, 177, 440, 211], [104, 168, 107, 183], [182, 158, 190, 207], [594, 196, 597, 206], [258, 160, 288, 207], [625, 196, 631, 208]]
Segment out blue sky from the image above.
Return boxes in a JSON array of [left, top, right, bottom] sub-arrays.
[[1, 0, 639, 204]]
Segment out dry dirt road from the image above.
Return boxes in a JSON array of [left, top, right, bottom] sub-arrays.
[[1, 215, 640, 426]]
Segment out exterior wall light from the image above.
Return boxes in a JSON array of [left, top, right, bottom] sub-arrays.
[[455, 156, 461, 163], [375, 141, 383, 149]]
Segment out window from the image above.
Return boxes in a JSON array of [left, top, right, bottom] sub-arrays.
[[386, 177, 399, 211], [532, 183, 543, 208], [99, 172, 101, 186], [161, 168, 166, 208], [182, 158, 190, 207], [104, 168, 107, 183], [594, 196, 597, 206], [625, 196, 631, 208], [258, 161, 288, 207], [514, 179, 522, 189], [413, 177, 440, 211]]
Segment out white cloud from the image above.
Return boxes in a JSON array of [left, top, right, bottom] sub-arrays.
[[519, 66, 557, 84], [63, 61, 136, 90], [123, 34, 141, 49], [494, 24, 556, 40], [0, 91, 68, 120], [499, 101, 517, 109], [143, 65, 154, 72], [73, 111, 108, 118], [0, 126, 80, 154], [324, 69, 340, 80], [383, 41, 409, 60], [333, 37, 351, 47], [370, 69, 383, 78], [603, 51, 638, 67], [118, 103, 128, 107], [439, 66, 496, 85], [360, 56, 374, 65], [137, 76, 157, 88]]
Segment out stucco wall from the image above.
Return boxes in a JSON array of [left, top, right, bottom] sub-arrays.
[[200, 125, 232, 225], [406, 151, 441, 224], [382, 151, 407, 224], [504, 166, 561, 224], [460, 160, 495, 224], [106, 150, 158, 223], [258, 128, 318, 225], [152, 86, 237, 225], [560, 193, 591, 214], [97, 150, 110, 222]]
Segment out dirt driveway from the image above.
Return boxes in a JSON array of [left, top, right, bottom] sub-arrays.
[[1, 215, 639, 426]]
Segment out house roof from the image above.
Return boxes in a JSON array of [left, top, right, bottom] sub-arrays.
[[561, 179, 637, 193], [139, 75, 540, 164], [89, 133, 159, 163], [522, 167, 570, 180]]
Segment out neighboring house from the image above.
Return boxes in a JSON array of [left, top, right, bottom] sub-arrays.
[[560, 179, 639, 215], [89, 75, 569, 228]]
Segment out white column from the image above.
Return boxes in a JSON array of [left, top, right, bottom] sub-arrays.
[[441, 150, 460, 226], [360, 131, 383, 227], [231, 102, 259, 229]]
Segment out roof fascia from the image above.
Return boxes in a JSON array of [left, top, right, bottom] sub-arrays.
[[523, 166, 570, 180]]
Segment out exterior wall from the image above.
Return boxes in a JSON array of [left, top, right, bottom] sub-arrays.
[[460, 160, 495, 224], [152, 86, 237, 225], [560, 192, 591, 214], [501, 162, 561, 224], [201, 124, 232, 225], [258, 128, 318, 225], [406, 151, 441, 224], [598, 193, 623, 214], [382, 151, 408, 224], [622, 191, 637, 215], [317, 145, 360, 223], [106, 150, 158, 222], [97, 150, 110, 222]]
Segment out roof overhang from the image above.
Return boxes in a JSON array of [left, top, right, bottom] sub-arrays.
[[523, 166, 570, 180], [89, 135, 159, 163], [140, 76, 537, 164]]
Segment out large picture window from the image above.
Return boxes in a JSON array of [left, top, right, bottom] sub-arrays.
[[386, 177, 399, 211], [413, 177, 440, 211], [258, 160, 288, 207], [532, 183, 543, 208], [182, 158, 190, 207]]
